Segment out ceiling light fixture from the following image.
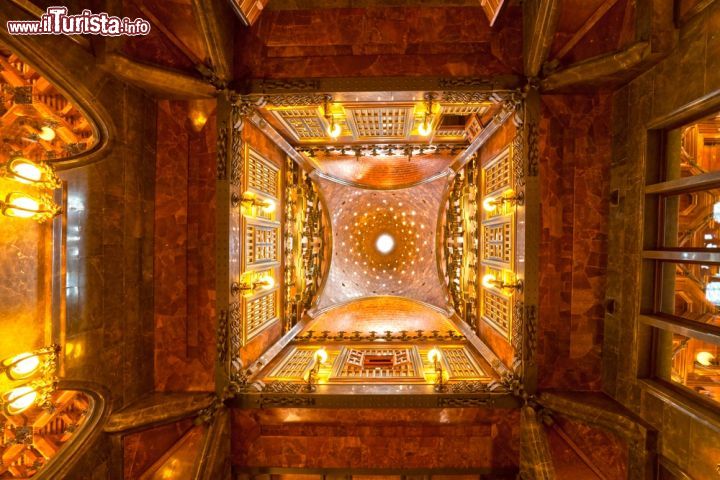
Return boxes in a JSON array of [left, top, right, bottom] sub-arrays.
[[418, 92, 436, 137]]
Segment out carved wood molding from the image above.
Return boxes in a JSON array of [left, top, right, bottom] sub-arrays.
[[524, 0, 561, 77]]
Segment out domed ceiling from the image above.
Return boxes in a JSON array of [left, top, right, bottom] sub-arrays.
[[311, 170, 452, 314]]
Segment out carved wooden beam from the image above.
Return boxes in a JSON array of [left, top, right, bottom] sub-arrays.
[[100, 53, 217, 99], [103, 393, 214, 433], [523, 0, 561, 77], [541, 41, 651, 92], [519, 406, 556, 480], [191, 0, 235, 83]]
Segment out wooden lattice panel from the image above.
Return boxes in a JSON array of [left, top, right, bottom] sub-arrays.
[[248, 150, 279, 198], [440, 347, 486, 380], [330, 346, 424, 382], [267, 347, 315, 380], [436, 128, 466, 138], [274, 108, 326, 140], [244, 223, 278, 266], [348, 107, 412, 139], [482, 288, 511, 336], [483, 150, 511, 195], [441, 105, 490, 116], [245, 290, 277, 340], [482, 220, 512, 267]]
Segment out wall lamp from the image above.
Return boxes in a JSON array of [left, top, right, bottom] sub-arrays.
[[0, 345, 60, 415], [232, 193, 276, 214], [482, 273, 523, 292], [231, 275, 275, 295], [428, 347, 446, 392], [418, 93, 436, 137], [482, 192, 524, 212], [4, 157, 61, 189], [0, 192, 61, 222], [323, 95, 341, 139], [305, 347, 328, 392]]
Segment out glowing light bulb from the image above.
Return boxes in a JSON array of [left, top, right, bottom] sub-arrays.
[[376, 233, 395, 254], [706, 281, 720, 305], [9, 159, 42, 182], [329, 122, 342, 138], [5, 194, 40, 219], [428, 348, 442, 364], [258, 275, 275, 290], [483, 196, 498, 212], [314, 348, 328, 365], [261, 199, 276, 213], [418, 120, 432, 136], [482, 273, 498, 289], [696, 351, 715, 366], [6, 386, 37, 415], [6, 353, 40, 380], [38, 126, 56, 142]]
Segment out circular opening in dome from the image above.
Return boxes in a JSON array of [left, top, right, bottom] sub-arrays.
[[375, 233, 395, 254]]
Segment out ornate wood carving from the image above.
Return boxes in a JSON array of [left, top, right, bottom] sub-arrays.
[[294, 329, 465, 343], [216, 117, 228, 180], [527, 120, 540, 177]]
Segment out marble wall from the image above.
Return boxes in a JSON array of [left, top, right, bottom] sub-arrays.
[[235, 5, 522, 78], [154, 100, 217, 392], [0, 178, 50, 359], [538, 93, 611, 391], [232, 408, 519, 471], [605, 2, 720, 478]]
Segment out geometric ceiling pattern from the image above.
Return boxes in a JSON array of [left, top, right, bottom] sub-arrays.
[[311, 170, 452, 314]]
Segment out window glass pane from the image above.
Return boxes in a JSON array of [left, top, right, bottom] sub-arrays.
[[667, 111, 720, 180], [663, 190, 720, 249], [665, 332, 720, 405], [660, 262, 720, 326]]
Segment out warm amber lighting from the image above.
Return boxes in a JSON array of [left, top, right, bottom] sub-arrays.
[[328, 120, 342, 139], [38, 126, 56, 141], [0, 192, 61, 221], [240, 193, 276, 213], [4, 386, 37, 415], [418, 119, 432, 137], [482, 273, 499, 289], [483, 196, 499, 212], [696, 351, 716, 366], [6, 157, 61, 188], [256, 275, 275, 291], [261, 198, 276, 213], [3, 353, 40, 380], [314, 348, 328, 365], [428, 348, 442, 364]]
